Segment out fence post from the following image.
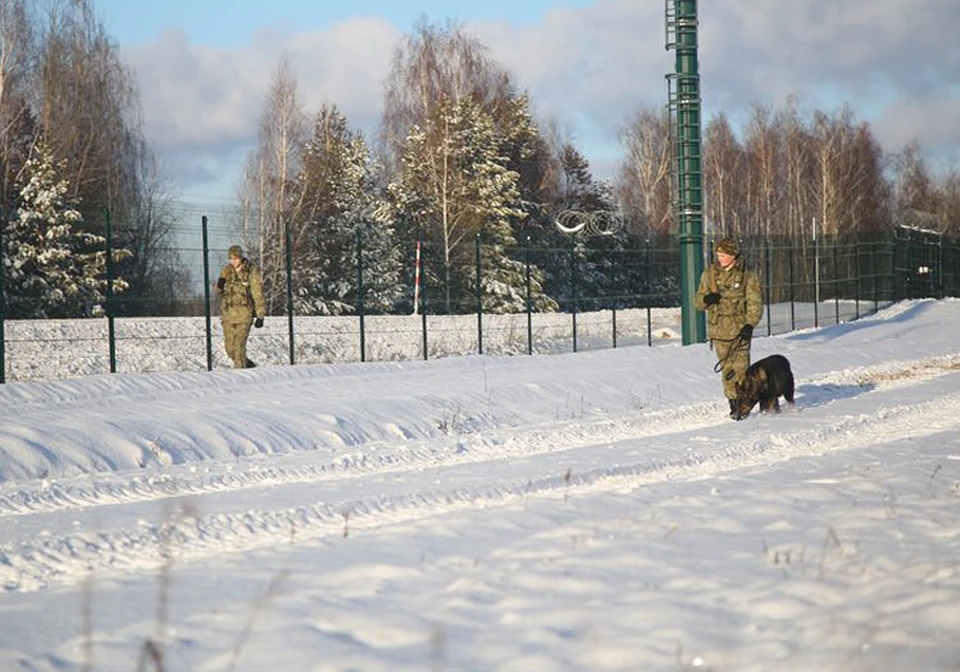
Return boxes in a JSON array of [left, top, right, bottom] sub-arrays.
[[645, 239, 652, 347], [105, 209, 117, 374], [833, 239, 840, 325], [357, 227, 366, 363], [525, 237, 532, 355], [854, 233, 861, 320], [611, 251, 618, 349], [937, 235, 944, 299], [873, 235, 880, 314], [788, 241, 796, 331], [765, 238, 772, 336], [419, 231, 428, 360], [570, 236, 578, 353], [813, 231, 820, 329], [202, 216, 213, 371], [475, 232, 483, 355], [892, 230, 900, 303], [285, 218, 295, 365], [0, 206, 5, 384]]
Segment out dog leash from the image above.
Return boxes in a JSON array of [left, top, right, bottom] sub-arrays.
[[713, 334, 747, 375]]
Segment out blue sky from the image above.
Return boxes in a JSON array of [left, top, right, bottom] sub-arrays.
[[96, 0, 594, 47], [89, 0, 960, 204]]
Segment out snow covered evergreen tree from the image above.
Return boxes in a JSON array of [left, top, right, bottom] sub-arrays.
[[389, 95, 554, 313], [294, 106, 401, 315], [3, 143, 127, 318]]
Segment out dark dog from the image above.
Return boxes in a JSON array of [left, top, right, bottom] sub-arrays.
[[734, 354, 796, 420]]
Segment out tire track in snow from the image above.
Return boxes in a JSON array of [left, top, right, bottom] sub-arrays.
[[0, 400, 722, 517], [1, 353, 958, 519], [3, 387, 960, 593]]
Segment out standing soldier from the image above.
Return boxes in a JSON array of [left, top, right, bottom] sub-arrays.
[[216, 245, 265, 369], [695, 238, 763, 419]]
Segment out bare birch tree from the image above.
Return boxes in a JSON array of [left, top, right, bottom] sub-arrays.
[[703, 112, 745, 238], [37, 0, 142, 221], [615, 105, 673, 237], [743, 104, 784, 239], [380, 18, 512, 176], [237, 56, 308, 312], [777, 98, 815, 238], [0, 0, 34, 205]]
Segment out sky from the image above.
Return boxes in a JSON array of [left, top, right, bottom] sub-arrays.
[[89, 0, 960, 206], [0, 298, 959, 670]]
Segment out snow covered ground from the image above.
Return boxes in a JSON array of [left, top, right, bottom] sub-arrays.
[[0, 299, 958, 671], [2, 300, 880, 382]]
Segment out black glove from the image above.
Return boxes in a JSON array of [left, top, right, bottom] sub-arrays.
[[217, 277, 226, 291], [738, 324, 753, 340], [703, 292, 721, 306], [254, 317, 264, 329]]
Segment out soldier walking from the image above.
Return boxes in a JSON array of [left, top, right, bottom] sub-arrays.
[[695, 238, 763, 419], [216, 245, 265, 369]]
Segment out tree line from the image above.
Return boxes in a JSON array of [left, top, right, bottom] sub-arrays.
[[2, 9, 957, 320], [0, 0, 187, 319], [239, 19, 960, 317]]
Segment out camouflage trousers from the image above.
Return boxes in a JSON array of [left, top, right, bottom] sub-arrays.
[[714, 337, 751, 400], [223, 320, 253, 369]]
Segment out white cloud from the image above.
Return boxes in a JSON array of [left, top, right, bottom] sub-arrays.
[[874, 94, 960, 153], [124, 17, 401, 197], [121, 0, 960, 197]]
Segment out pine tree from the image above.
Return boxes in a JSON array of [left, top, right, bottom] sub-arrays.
[[295, 106, 401, 315], [3, 143, 127, 318]]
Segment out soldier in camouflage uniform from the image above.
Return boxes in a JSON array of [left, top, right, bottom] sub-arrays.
[[216, 245, 266, 369], [695, 238, 763, 419]]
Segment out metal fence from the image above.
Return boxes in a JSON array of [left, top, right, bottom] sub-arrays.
[[1, 220, 958, 383]]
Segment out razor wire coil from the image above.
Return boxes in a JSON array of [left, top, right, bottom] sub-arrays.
[[554, 209, 623, 237]]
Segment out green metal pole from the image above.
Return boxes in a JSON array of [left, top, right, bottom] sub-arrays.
[[668, 0, 706, 345], [645, 239, 652, 347], [285, 218, 295, 366], [833, 240, 840, 325], [612, 305, 618, 350], [570, 236, 578, 354], [854, 233, 861, 320], [475, 232, 483, 355], [357, 227, 366, 363], [611, 251, 618, 349], [525, 237, 532, 356], [202, 216, 213, 371], [814, 233, 820, 328], [765, 239, 772, 336], [892, 230, 899, 303], [789, 242, 796, 331], [873, 236, 880, 314], [419, 231, 428, 360], [105, 210, 116, 374], [937, 235, 944, 299]]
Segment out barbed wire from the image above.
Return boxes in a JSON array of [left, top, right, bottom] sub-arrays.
[[554, 209, 624, 237]]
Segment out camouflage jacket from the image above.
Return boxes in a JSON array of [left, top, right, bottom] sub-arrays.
[[217, 259, 265, 324], [695, 258, 763, 340]]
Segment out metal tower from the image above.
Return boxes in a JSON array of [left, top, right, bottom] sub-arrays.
[[666, 0, 706, 344]]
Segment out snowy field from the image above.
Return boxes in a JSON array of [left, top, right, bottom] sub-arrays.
[[2, 301, 883, 382], [0, 299, 959, 671]]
